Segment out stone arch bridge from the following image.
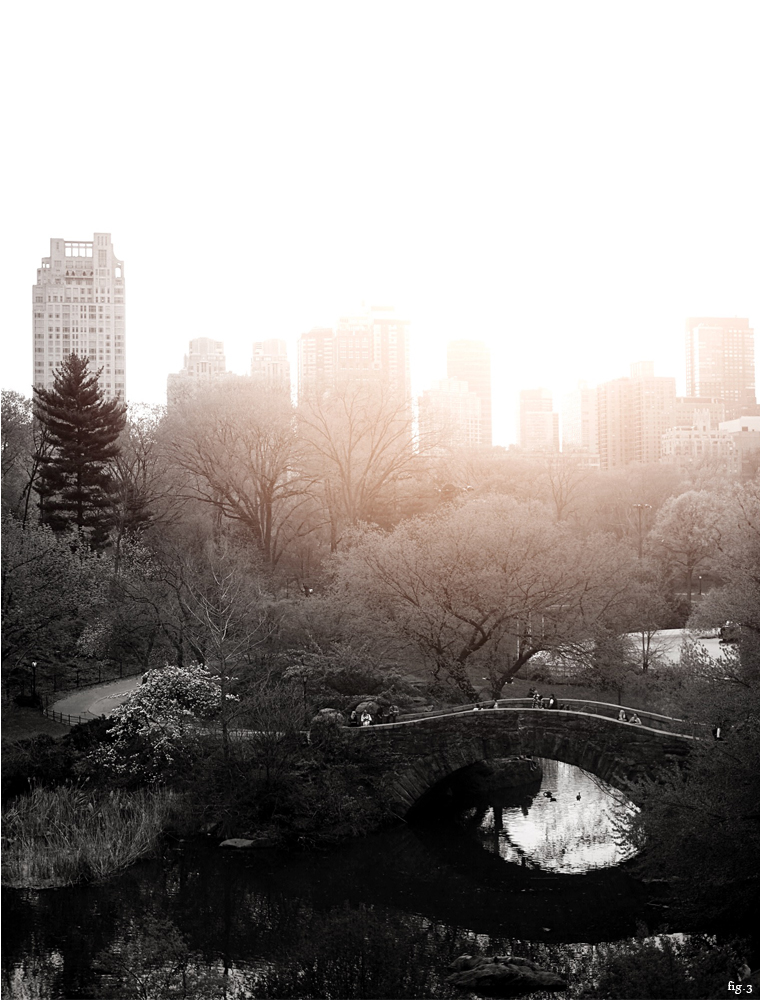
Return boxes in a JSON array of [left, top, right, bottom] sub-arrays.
[[346, 701, 697, 817]]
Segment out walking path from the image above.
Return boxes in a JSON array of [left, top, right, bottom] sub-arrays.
[[48, 675, 143, 723]]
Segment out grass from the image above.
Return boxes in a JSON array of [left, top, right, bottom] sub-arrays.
[[1, 705, 69, 741], [1, 783, 178, 889]]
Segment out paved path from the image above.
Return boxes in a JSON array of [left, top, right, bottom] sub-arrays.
[[48, 675, 142, 721]]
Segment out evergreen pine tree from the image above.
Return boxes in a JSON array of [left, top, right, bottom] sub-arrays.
[[33, 354, 127, 549]]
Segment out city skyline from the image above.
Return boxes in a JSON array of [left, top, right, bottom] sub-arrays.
[[3, 4, 759, 444]]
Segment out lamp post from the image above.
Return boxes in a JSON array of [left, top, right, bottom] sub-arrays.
[[31, 661, 37, 699], [632, 503, 652, 560]]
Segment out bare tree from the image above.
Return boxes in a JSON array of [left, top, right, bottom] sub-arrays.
[[298, 381, 415, 548], [164, 378, 318, 568]]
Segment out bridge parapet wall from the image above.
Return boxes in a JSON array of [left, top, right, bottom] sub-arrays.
[[348, 709, 692, 817]]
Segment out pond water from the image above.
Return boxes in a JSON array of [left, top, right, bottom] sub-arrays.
[[0, 760, 672, 999]]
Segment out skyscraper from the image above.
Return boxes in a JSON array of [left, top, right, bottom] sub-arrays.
[[518, 388, 559, 453], [446, 340, 492, 447], [561, 381, 598, 454], [596, 362, 676, 469], [418, 378, 482, 452], [166, 337, 227, 405], [685, 317, 756, 420], [297, 306, 411, 400], [251, 338, 291, 393], [32, 234, 126, 400]]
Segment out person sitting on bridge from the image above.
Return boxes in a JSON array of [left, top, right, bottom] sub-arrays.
[[618, 709, 628, 722], [629, 713, 642, 724], [360, 711, 372, 726]]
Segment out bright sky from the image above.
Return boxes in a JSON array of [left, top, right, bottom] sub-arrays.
[[2, 2, 758, 445]]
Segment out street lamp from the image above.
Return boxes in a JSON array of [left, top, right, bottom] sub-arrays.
[[31, 661, 37, 699], [632, 503, 652, 560]]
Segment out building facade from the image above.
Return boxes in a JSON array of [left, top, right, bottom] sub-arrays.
[[33, 234, 126, 400], [661, 412, 739, 476], [518, 388, 559, 453], [418, 377, 482, 452], [561, 380, 598, 455], [685, 317, 756, 420], [297, 306, 411, 400], [446, 340, 492, 447], [251, 338, 291, 392], [596, 362, 676, 469], [167, 337, 227, 405]]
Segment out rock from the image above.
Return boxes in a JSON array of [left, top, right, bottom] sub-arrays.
[[447, 954, 567, 996], [219, 838, 255, 849]]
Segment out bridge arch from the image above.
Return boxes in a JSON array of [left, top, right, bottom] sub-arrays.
[[349, 707, 693, 817]]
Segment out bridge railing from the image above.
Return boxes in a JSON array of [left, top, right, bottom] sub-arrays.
[[395, 699, 705, 737]]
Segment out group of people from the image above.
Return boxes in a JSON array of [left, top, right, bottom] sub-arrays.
[[617, 709, 642, 724], [528, 688, 560, 710], [349, 705, 400, 727]]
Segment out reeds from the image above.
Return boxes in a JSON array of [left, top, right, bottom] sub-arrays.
[[1, 784, 177, 889]]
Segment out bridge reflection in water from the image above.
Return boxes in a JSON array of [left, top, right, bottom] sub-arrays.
[[473, 759, 638, 874]]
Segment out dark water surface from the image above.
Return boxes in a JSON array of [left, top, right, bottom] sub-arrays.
[[0, 761, 665, 998]]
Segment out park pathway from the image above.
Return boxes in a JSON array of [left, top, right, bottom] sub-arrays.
[[47, 675, 142, 725]]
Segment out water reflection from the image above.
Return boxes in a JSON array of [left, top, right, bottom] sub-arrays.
[[473, 759, 638, 873]]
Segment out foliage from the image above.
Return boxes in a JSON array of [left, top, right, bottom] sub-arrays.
[[0, 514, 109, 677], [164, 378, 317, 567], [1, 783, 176, 888], [653, 489, 726, 603], [626, 685, 760, 924], [327, 495, 634, 699], [33, 353, 127, 548], [90, 663, 237, 782], [584, 933, 748, 999], [299, 380, 416, 546]]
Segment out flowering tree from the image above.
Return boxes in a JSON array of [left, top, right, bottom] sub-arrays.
[[92, 663, 238, 781]]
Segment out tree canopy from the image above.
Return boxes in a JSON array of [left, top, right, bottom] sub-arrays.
[[33, 354, 126, 548]]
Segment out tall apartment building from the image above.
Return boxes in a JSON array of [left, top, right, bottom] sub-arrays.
[[685, 317, 756, 420], [251, 338, 291, 392], [418, 377, 482, 452], [561, 381, 598, 454], [297, 306, 411, 400], [32, 234, 126, 400], [166, 337, 227, 405], [596, 362, 676, 469], [518, 388, 559, 452], [446, 340, 492, 447]]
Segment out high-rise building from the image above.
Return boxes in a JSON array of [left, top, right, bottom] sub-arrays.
[[251, 338, 291, 392], [167, 337, 227, 405], [685, 317, 756, 420], [418, 377, 482, 452], [32, 234, 126, 400], [596, 362, 676, 469], [561, 381, 598, 454], [297, 305, 411, 400], [518, 388, 559, 453], [446, 340, 492, 447]]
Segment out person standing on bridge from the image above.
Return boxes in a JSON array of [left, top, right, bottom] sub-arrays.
[[547, 694, 558, 709], [388, 705, 399, 723], [532, 690, 541, 709], [361, 711, 372, 726]]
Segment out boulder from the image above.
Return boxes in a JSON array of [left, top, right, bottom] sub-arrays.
[[447, 954, 567, 996]]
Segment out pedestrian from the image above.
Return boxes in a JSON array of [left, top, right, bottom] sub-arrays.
[[532, 690, 541, 709], [361, 711, 372, 727], [350, 709, 358, 727], [629, 713, 642, 725], [389, 704, 399, 724], [618, 709, 627, 722], [547, 693, 558, 710]]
